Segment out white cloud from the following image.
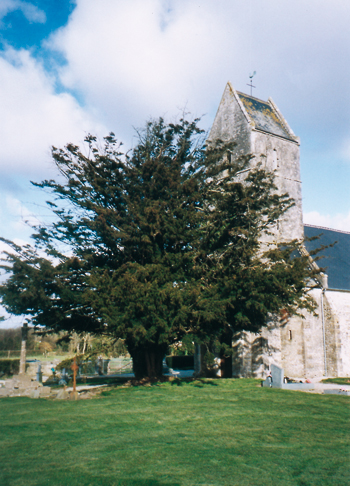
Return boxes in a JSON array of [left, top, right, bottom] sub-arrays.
[[303, 211, 350, 233], [0, 47, 107, 181], [0, 236, 27, 255], [0, 312, 24, 329], [4, 196, 41, 233], [46, 0, 350, 145], [47, 0, 242, 139], [0, 0, 46, 24], [0, 0, 349, 245]]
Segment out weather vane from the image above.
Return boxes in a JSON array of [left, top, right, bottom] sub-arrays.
[[247, 71, 256, 96]]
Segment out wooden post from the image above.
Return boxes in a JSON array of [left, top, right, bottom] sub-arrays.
[[70, 356, 79, 400]]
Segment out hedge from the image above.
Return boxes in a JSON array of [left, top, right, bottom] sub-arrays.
[[166, 355, 194, 369], [0, 359, 20, 376]]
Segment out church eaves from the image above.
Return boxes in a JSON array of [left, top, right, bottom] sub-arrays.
[[237, 91, 296, 142], [304, 224, 350, 291]]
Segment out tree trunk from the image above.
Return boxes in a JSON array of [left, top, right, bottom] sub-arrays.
[[220, 329, 233, 378], [128, 344, 167, 380]]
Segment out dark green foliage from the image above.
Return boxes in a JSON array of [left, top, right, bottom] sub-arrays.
[[0, 328, 38, 352], [0, 117, 322, 379], [0, 328, 22, 351], [165, 355, 194, 369], [0, 359, 20, 376]]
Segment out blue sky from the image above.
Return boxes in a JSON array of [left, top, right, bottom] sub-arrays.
[[0, 0, 350, 327]]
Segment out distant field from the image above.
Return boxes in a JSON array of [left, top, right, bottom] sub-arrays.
[[0, 351, 73, 361], [0, 379, 349, 486]]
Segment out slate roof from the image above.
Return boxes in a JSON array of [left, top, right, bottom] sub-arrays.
[[237, 92, 295, 141], [304, 225, 350, 291]]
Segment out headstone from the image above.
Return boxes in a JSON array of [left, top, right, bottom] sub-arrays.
[[324, 389, 350, 396], [261, 363, 283, 388], [262, 375, 273, 387], [96, 356, 103, 375], [0, 374, 51, 398], [55, 389, 69, 400], [271, 364, 283, 388], [30, 389, 41, 399], [261, 363, 314, 391], [39, 387, 51, 397], [102, 359, 110, 374], [36, 363, 43, 383]]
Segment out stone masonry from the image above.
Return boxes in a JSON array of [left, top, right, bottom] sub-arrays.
[[210, 82, 350, 379]]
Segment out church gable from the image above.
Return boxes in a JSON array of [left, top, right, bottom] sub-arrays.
[[208, 82, 252, 157], [209, 82, 303, 242], [237, 92, 296, 142]]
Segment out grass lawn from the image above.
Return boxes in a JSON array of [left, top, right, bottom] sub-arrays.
[[0, 379, 349, 486], [321, 377, 350, 386]]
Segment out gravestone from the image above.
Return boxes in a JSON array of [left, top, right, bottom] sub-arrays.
[[262, 363, 283, 388], [271, 364, 283, 387], [0, 374, 51, 398], [55, 389, 69, 400], [262, 363, 314, 390], [324, 389, 350, 396], [36, 363, 43, 383]]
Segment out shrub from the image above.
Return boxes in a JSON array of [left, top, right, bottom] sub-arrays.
[[0, 359, 20, 376], [166, 355, 194, 369]]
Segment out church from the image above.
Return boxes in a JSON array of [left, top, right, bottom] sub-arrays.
[[206, 82, 350, 380]]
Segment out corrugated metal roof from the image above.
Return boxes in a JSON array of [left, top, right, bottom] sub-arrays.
[[237, 92, 294, 141], [304, 225, 350, 291]]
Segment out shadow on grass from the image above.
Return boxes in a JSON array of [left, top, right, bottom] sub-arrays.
[[99, 377, 219, 392], [114, 480, 180, 486], [188, 378, 219, 388]]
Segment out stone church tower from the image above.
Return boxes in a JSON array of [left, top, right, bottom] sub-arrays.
[[208, 81, 303, 243], [206, 82, 350, 380]]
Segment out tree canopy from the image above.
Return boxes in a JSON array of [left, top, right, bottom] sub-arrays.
[[0, 117, 321, 379]]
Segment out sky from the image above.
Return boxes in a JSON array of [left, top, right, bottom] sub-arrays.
[[0, 0, 349, 327]]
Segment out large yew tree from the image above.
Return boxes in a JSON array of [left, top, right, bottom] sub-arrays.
[[0, 118, 320, 379]]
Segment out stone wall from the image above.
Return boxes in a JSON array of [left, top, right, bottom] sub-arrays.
[[326, 290, 350, 376], [208, 82, 252, 158], [232, 288, 350, 379], [252, 130, 303, 242], [207, 82, 350, 380], [209, 83, 303, 244]]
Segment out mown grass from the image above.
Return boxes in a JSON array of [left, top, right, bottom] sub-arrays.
[[321, 377, 350, 385], [0, 379, 349, 486]]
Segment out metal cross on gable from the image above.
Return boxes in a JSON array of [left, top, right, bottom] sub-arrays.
[[247, 71, 256, 96]]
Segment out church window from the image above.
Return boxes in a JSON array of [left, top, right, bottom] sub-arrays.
[[288, 330, 292, 341], [272, 149, 278, 169]]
